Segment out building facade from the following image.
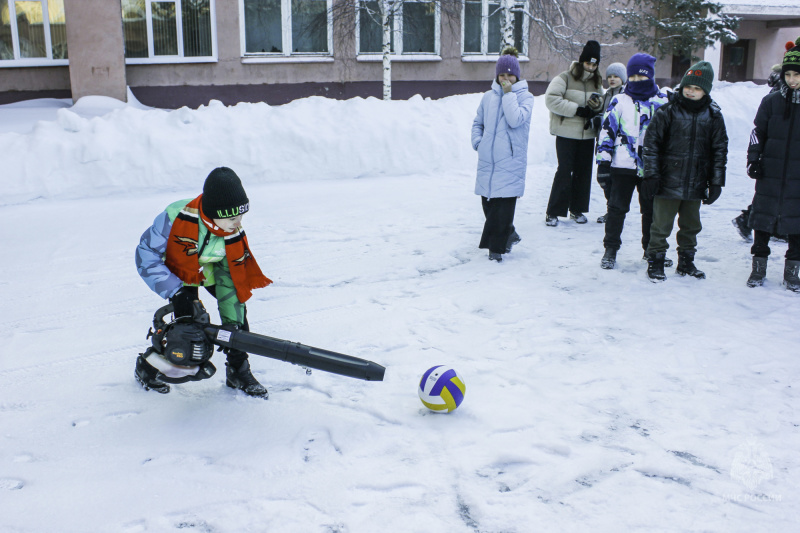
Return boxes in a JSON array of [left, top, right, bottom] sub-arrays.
[[1, 0, 798, 108]]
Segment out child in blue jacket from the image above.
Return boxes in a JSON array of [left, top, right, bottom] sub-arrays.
[[471, 47, 534, 262], [596, 53, 669, 270], [134, 167, 272, 397]]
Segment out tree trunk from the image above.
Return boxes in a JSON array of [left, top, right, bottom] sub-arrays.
[[500, 0, 514, 52], [382, 0, 392, 101]]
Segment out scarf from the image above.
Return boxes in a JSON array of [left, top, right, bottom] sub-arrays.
[[624, 79, 658, 102], [780, 83, 800, 119], [676, 93, 711, 114], [165, 195, 272, 303]]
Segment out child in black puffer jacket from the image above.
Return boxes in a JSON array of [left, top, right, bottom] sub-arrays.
[[641, 61, 729, 282]]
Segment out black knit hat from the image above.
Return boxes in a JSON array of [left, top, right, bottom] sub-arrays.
[[202, 167, 249, 219], [680, 61, 715, 94], [782, 46, 800, 77], [579, 40, 601, 65]]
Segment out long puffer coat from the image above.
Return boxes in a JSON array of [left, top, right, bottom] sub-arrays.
[[747, 88, 800, 235], [642, 94, 728, 200], [472, 79, 534, 199]]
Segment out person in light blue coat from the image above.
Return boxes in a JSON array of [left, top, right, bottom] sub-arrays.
[[471, 47, 534, 262]]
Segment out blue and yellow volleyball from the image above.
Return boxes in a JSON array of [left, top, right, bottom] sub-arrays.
[[418, 366, 466, 413]]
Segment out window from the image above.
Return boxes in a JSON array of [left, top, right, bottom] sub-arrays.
[[357, 0, 439, 58], [0, 0, 67, 66], [122, 0, 216, 63], [241, 0, 332, 57], [463, 0, 527, 57]]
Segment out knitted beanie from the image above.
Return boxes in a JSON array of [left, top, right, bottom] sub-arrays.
[[605, 62, 627, 83], [680, 61, 715, 94], [782, 46, 800, 76], [202, 167, 250, 219], [627, 53, 656, 80], [579, 40, 601, 65], [496, 47, 521, 80]]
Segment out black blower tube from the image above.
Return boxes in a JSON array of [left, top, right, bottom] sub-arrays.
[[205, 325, 385, 382]]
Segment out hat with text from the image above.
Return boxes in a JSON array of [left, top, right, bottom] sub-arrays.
[[202, 167, 250, 219]]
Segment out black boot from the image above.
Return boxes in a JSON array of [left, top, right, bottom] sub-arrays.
[[642, 252, 673, 267], [731, 212, 752, 242], [226, 359, 269, 399], [646, 252, 667, 282], [134, 355, 170, 394], [505, 230, 521, 253], [747, 256, 767, 287], [676, 251, 705, 279], [783, 259, 800, 292], [600, 247, 616, 269]]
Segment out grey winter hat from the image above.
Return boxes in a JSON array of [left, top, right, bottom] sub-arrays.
[[605, 62, 627, 84]]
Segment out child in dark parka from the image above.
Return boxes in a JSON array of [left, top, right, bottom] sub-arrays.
[[745, 46, 800, 291], [641, 61, 729, 282]]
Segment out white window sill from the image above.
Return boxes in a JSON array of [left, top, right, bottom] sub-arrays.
[[462, 55, 530, 63], [242, 56, 334, 64], [0, 59, 68, 68], [357, 54, 442, 62], [125, 56, 218, 65]]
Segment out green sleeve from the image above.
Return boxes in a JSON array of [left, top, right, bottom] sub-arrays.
[[211, 259, 246, 326]]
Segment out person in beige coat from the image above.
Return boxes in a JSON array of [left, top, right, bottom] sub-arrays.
[[544, 40, 605, 226]]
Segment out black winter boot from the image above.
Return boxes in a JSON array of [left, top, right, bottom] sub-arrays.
[[505, 231, 521, 253], [135, 355, 170, 394], [676, 251, 705, 279], [646, 252, 667, 283], [731, 212, 752, 242], [747, 256, 767, 287], [600, 248, 616, 269], [226, 359, 269, 399], [783, 259, 800, 292], [642, 252, 673, 267]]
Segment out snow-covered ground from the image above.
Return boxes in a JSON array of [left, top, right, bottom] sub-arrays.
[[1, 82, 798, 532]]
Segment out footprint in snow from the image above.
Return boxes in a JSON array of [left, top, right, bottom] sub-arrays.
[[0, 478, 24, 490]]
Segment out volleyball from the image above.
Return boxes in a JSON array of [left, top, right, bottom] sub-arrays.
[[418, 366, 466, 413]]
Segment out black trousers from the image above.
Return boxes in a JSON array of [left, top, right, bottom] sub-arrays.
[[751, 231, 800, 260], [546, 136, 595, 217], [479, 196, 517, 254], [603, 169, 653, 252], [175, 285, 249, 366]]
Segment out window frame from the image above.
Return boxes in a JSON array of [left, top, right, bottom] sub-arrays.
[[355, 0, 441, 62], [239, 0, 334, 62], [460, 0, 529, 61], [0, 0, 68, 67], [123, 0, 218, 65]]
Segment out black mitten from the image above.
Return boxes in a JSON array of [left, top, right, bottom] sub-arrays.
[[747, 161, 763, 179], [703, 185, 722, 205], [575, 106, 595, 118], [170, 286, 198, 319]]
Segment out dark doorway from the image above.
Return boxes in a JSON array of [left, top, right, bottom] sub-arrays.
[[671, 54, 692, 88], [721, 40, 751, 82]]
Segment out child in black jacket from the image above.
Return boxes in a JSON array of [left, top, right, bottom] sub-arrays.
[[641, 61, 729, 282], [745, 46, 800, 291]]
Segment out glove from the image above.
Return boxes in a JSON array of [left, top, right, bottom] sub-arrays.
[[747, 160, 763, 179], [596, 162, 612, 188], [170, 286, 198, 319], [640, 179, 659, 200], [591, 115, 602, 132], [575, 106, 596, 118], [703, 185, 722, 205]]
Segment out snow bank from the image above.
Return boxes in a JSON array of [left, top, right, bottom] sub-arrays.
[[0, 82, 769, 206]]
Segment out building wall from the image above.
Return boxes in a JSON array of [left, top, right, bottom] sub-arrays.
[[0, 0, 714, 107], [731, 20, 800, 81]]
